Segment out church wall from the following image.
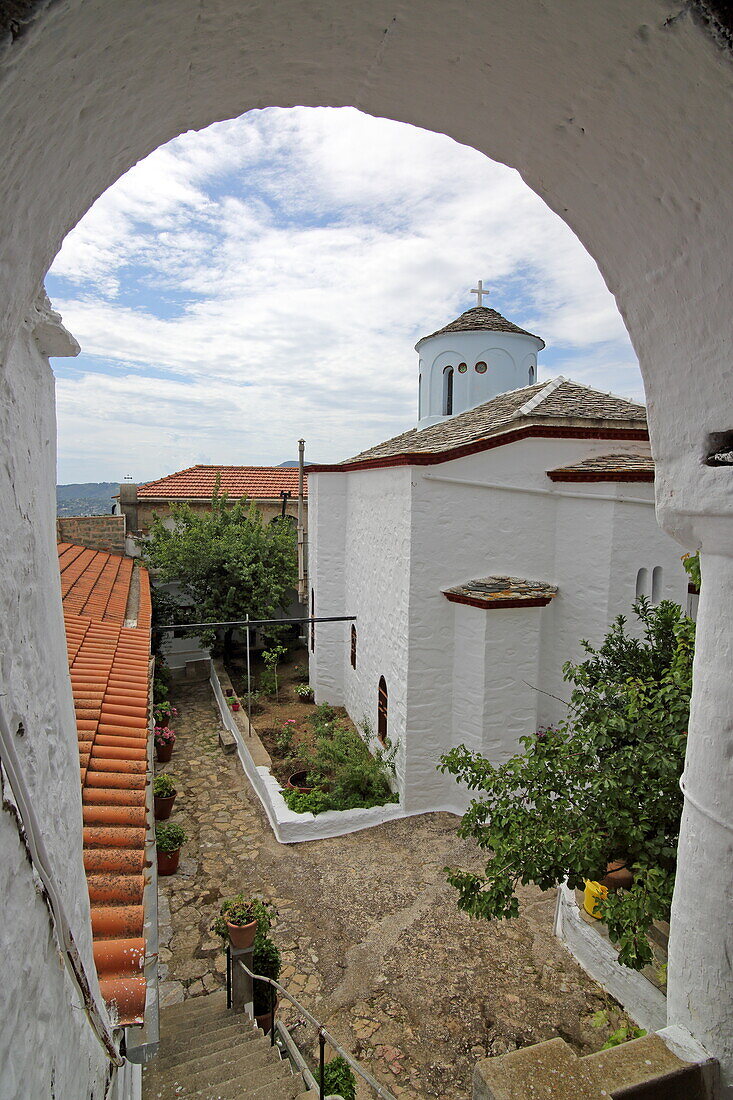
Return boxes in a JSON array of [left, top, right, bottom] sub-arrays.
[[308, 473, 348, 706], [340, 467, 413, 793], [0, 324, 112, 1099]]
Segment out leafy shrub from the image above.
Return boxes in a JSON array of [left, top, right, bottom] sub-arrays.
[[274, 720, 298, 758], [253, 933, 281, 1015], [682, 551, 700, 590], [241, 690, 263, 715], [311, 702, 337, 726], [439, 599, 694, 970], [211, 895, 273, 939], [292, 664, 310, 684], [295, 683, 314, 700], [259, 669, 278, 696], [282, 721, 398, 814], [590, 1010, 646, 1048], [155, 822, 187, 852], [153, 774, 176, 798], [318, 1056, 356, 1100]]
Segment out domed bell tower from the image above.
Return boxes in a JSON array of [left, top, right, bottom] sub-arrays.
[[416, 282, 545, 428]]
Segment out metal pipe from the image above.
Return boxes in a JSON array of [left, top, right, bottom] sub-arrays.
[[319, 1029, 325, 1100], [158, 615, 356, 632], [246, 614, 251, 734]]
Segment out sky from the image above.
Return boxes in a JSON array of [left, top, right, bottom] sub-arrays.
[[47, 106, 642, 485]]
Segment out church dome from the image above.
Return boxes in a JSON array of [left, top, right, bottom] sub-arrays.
[[416, 294, 545, 429]]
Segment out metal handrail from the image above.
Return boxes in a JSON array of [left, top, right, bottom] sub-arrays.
[[233, 955, 397, 1100]]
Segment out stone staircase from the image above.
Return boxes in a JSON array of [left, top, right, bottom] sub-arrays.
[[143, 991, 319, 1100]]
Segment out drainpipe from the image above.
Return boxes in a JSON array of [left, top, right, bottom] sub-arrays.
[[297, 439, 306, 605]]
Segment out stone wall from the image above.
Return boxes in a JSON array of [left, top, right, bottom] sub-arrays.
[[57, 513, 126, 553]]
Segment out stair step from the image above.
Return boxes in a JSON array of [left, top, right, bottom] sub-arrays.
[[159, 1017, 255, 1055], [160, 991, 228, 1024], [149, 1044, 280, 1097], [150, 1035, 275, 1081], [191, 1056, 295, 1099], [582, 1033, 707, 1099], [160, 1005, 237, 1039]]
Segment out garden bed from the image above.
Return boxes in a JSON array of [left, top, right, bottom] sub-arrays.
[[216, 648, 404, 843]]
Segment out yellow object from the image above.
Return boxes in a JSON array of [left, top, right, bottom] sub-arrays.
[[584, 880, 608, 918]]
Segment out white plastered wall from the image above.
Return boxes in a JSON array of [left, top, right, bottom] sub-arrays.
[[0, 0, 732, 1086], [0, 316, 110, 1100]]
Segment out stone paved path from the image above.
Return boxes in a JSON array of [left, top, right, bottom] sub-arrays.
[[156, 681, 626, 1099]]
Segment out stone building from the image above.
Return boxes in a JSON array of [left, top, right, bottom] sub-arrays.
[[1, 2, 731, 1095], [307, 303, 688, 815], [119, 466, 308, 535]]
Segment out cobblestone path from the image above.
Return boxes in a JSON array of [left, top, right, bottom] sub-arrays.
[[157, 681, 623, 1099]]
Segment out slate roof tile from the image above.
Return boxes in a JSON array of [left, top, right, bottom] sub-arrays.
[[417, 305, 544, 346], [443, 575, 559, 610], [547, 452, 654, 481]]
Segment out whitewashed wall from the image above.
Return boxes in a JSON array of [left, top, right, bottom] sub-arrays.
[[308, 472, 348, 705], [0, 320, 111, 1100]]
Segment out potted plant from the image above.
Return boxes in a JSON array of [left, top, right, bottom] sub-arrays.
[[154, 726, 176, 762], [153, 702, 177, 728], [224, 686, 234, 698], [153, 773, 177, 820], [295, 683, 315, 703], [230, 698, 241, 712], [211, 894, 273, 950], [252, 933, 281, 1033], [155, 821, 187, 875], [318, 1056, 357, 1100], [286, 769, 314, 793]]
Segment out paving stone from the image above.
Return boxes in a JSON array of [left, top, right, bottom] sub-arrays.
[[156, 680, 629, 1100]]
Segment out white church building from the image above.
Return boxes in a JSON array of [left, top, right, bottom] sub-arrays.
[[306, 295, 690, 815]]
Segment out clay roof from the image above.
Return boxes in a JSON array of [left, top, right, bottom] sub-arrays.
[[417, 306, 544, 348], [547, 452, 655, 482], [443, 576, 559, 610], [308, 379, 647, 472], [137, 465, 308, 500], [58, 544, 152, 1027]]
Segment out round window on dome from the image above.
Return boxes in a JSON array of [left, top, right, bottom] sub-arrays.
[[475, 361, 487, 374], [457, 362, 468, 373]]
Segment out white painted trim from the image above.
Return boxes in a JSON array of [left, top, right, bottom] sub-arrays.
[[515, 375, 566, 416], [554, 883, 667, 1032], [422, 471, 656, 506]]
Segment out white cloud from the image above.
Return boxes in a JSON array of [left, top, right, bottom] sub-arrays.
[[49, 106, 640, 483]]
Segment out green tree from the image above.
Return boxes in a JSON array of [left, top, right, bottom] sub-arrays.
[[144, 488, 297, 659], [439, 599, 694, 970]]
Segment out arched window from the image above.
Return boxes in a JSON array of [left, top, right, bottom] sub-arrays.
[[310, 588, 315, 652], [377, 676, 388, 745], [442, 366, 454, 415], [651, 566, 663, 604], [528, 364, 535, 384], [350, 624, 357, 669], [418, 374, 422, 418], [635, 567, 649, 599]]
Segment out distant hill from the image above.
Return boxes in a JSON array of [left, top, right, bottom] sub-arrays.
[[57, 482, 119, 517], [278, 460, 299, 467]]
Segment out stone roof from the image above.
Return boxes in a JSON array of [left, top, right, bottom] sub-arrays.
[[58, 543, 152, 1027], [443, 576, 559, 610], [137, 465, 307, 500], [315, 379, 647, 470], [417, 306, 544, 347], [547, 452, 655, 482]]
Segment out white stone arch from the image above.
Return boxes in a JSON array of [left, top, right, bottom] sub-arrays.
[[428, 348, 462, 417], [0, 1, 732, 1089]]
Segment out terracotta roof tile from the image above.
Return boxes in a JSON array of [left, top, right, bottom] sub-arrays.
[[59, 543, 152, 1027], [137, 464, 308, 500], [547, 452, 655, 482], [309, 379, 648, 472]]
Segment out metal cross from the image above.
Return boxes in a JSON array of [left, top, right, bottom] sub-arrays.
[[471, 280, 489, 307]]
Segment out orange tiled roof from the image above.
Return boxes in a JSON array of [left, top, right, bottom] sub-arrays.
[[137, 464, 308, 500], [59, 543, 152, 1027]]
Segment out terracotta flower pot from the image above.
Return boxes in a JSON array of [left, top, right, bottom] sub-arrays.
[[227, 919, 258, 949], [287, 771, 313, 793], [231, 702, 240, 712], [156, 743, 174, 763], [157, 846, 182, 875], [154, 792, 177, 820], [601, 858, 634, 890], [255, 996, 278, 1034]]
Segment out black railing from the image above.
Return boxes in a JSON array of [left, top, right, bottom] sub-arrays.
[[225, 945, 396, 1100]]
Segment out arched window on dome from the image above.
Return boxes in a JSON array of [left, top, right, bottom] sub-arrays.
[[377, 676, 388, 745], [442, 366, 454, 415], [651, 566, 663, 604], [528, 364, 535, 384]]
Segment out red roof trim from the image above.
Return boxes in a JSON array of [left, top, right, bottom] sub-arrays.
[[547, 469, 654, 483], [306, 426, 650, 474], [444, 591, 553, 610]]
